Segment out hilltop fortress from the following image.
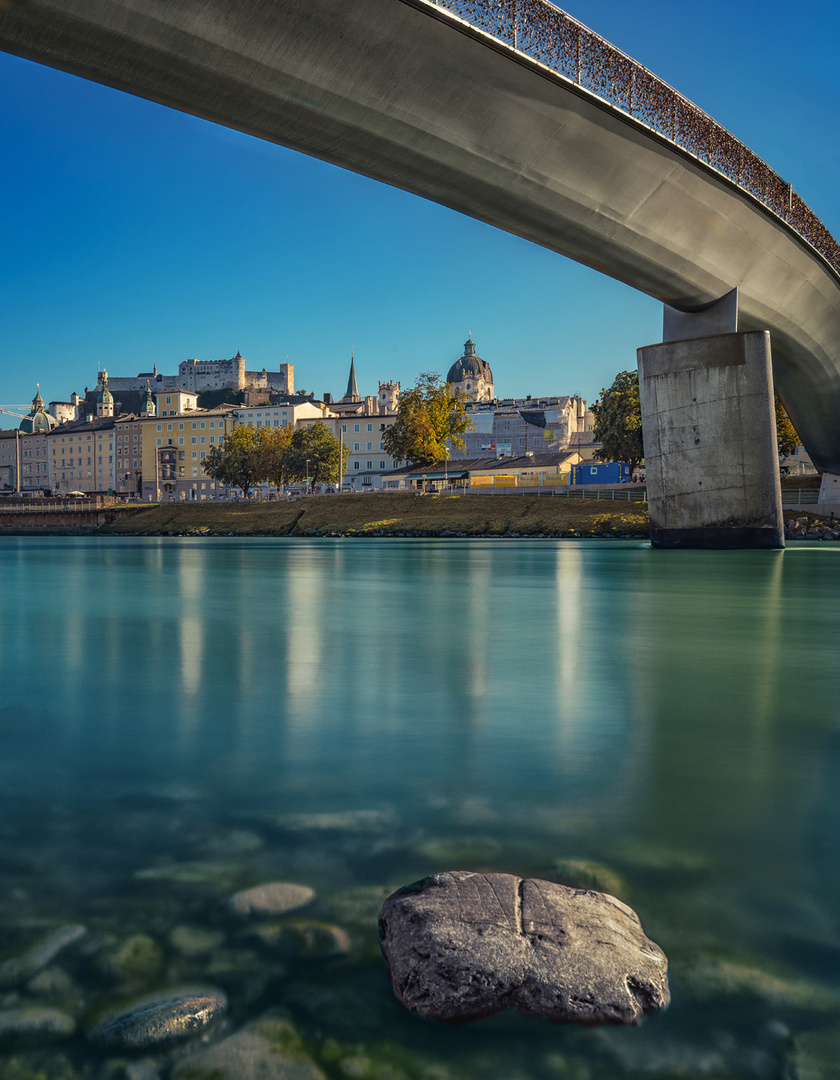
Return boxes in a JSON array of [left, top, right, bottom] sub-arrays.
[[96, 352, 293, 397]]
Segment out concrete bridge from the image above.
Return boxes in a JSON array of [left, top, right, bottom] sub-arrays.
[[2, 0, 838, 545]]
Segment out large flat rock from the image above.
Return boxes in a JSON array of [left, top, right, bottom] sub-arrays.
[[379, 871, 670, 1024]]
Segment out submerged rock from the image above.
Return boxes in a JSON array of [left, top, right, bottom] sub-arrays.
[[415, 836, 503, 865], [551, 859, 628, 900], [274, 810, 396, 834], [88, 987, 228, 1048], [169, 923, 225, 958], [173, 1014, 325, 1080], [0, 925, 87, 988], [0, 1005, 76, 1046], [247, 919, 351, 959], [379, 871, 669, 1024], [226, 882, 315, 918], [106, 935, 164, 984]]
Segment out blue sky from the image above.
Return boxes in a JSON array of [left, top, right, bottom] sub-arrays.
[[2, 1, 838, 418]]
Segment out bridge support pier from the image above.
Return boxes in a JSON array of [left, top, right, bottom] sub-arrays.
[[638, 294, 783, 549]]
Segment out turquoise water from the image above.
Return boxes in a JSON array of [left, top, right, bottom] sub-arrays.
[[1, 537, 839, 1077]]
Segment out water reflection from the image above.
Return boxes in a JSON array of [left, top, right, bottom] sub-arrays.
[[2, 537, 840, 1077]]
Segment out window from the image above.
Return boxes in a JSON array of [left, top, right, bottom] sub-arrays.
[[200, 422, 205, 429], [379, 460, 386, 469], [178, 423, 184, 431], [354, 424, 360, 433], [191, 437, 197, 444], [353, 461, 359, 470], [367, 424, 373, 432], [379, 442, 385, 451], [366, 461, 372, 469], [165, 396, 171, 404], [354, 443, 360, 451], [366, 442, 372, 451], [156, 438, 162, 447]]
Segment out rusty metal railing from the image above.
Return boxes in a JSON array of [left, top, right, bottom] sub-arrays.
[[426, 0, 840, 275]]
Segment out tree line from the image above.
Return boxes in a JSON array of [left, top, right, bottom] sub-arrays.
[[203, 422, 348, 497]]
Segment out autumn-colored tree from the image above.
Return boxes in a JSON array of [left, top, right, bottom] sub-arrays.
[[259, 424, 296, 489], [382, 372, 474, 466], [591, 370, 644, 474], [774, 394, 800, 460]]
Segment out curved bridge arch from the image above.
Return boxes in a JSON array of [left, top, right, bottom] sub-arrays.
[[1, 0, 838, 470]]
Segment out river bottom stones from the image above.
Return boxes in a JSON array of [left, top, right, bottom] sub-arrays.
[[378, 871, 670, 1024], [88, 988, 228, 1048]]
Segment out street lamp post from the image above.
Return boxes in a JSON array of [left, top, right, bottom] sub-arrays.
[[306, 458, 310, 491]]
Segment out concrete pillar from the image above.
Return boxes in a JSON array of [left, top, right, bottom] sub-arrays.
[[638, 328, 784, 549]]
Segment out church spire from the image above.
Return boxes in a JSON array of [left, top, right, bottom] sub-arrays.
[[343, 351, 360, 403]]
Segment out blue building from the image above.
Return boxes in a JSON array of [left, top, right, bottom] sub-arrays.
[[572, 462, 632, 485]]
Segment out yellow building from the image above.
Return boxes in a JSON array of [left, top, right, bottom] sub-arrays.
[[139, 406, 236, 501]]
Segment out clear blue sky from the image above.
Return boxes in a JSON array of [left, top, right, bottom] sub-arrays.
[[1, 1, 838, 417]]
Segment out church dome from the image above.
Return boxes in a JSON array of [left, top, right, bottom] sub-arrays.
[[446, 335, 493, 384], [19, 385, 57, 433]]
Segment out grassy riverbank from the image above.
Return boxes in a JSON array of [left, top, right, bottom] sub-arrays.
[[98, 492, 651, 538]]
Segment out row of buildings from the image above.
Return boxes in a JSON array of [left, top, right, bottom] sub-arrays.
[[0, 337, 601, 499]]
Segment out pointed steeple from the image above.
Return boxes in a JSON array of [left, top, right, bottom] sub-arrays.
[[343, 351, 360, 403]]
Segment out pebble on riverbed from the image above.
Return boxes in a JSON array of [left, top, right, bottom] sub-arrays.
[[87, 988, 228, 1049], [226, 881, 315, 917], [379, 870, 670, 1024], [0, 925, 87, 989], [0, 1006, 76, 1047]]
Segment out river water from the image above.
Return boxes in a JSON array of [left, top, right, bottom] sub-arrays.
[[1, 536, 839, 1078]]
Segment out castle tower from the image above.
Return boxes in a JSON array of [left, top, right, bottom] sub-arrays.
[[378, 379, 400, 412]]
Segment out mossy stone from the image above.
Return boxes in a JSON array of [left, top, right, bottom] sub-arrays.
[[414, 836, 502, 865], [675, 948, 840, 1013], [111, 935, 164, 983], [247, 920, 351, 959], [550, 859, 628, 899]]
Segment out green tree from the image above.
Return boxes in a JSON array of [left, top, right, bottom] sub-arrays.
[[774, 393, 799, 461], [382, 372, 474, 466], [591, 370, 644, 474], [284, 422, 348, 488], [203, 424, 267, 497]]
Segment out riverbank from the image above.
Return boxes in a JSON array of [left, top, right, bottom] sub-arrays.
[[3, 478, 835, 539], [96, 492, 651, 538]]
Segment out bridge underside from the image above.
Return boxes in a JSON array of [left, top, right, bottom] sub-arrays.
[[1, 0, 839, 472]]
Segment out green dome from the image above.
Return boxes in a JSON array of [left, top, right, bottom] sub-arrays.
[[19, 386, 57, 433]]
